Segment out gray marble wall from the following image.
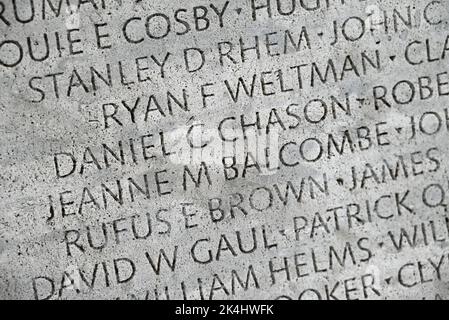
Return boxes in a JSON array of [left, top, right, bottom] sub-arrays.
[[1, 0, 448, 300]]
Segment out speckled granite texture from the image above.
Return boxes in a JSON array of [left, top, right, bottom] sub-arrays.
[[1, 0, 449, 300]]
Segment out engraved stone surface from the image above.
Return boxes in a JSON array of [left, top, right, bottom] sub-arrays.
[[1, 0, 449, 300]]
